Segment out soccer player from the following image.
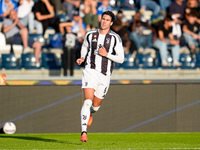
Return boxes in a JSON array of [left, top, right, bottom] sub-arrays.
[[76, 10, 124, 142]]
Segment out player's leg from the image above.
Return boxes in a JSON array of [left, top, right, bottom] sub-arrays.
[[88, 80, 110, 127], [87, 96, 102, 127], [90, 96, 102, 113], [80, 88, 94, 142]]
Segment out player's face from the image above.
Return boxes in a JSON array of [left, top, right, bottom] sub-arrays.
[[100, 14, 113, 30]]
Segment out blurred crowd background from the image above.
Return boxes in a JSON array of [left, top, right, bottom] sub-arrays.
[[0, 0, 200, 76]]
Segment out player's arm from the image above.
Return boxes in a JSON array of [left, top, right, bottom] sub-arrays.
[[76, 32, 90, 65], [106, 36, 124, 64]]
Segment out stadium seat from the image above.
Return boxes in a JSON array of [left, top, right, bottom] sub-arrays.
[[137, 53, 159, 69], [113, 62, 121, 69], [1, 54, 21, 69], [179, 54, 196, 69], [157, 53, 178, 69], [121, 53, 138, 69], [48, 33, 63, 49], [21, 54, 40, 69], [29, 34, 45, 46], [196, 54, 200, 68], [41, 53, 62, 69], [56, 14, 69, 23], [0, 32, 11, 54], [151, 15, 164, 24], [0, 56, 2, 70]]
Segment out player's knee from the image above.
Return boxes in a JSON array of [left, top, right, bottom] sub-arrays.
[[83, 99, 92, 108]]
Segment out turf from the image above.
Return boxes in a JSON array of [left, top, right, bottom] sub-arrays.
[[0, 133, 200, 149]]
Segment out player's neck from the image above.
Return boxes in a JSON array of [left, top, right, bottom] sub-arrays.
[[99, 28, 110, 35]]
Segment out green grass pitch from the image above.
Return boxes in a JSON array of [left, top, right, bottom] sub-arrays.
[[0, 133, 200, 149]]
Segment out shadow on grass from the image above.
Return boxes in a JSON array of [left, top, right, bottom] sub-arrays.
[[0, 135, 82, 145]]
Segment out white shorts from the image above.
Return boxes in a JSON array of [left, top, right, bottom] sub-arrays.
[[82, 68, 110, 99]]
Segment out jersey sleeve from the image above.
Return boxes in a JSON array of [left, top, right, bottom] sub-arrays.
[[107, 35, 124, 64], [81, 32, 90, 58]]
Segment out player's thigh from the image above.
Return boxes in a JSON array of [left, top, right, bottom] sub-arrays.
[[82, 69, 98, 100], [82, 69, 98, 90], [94, 81, 110, 100]]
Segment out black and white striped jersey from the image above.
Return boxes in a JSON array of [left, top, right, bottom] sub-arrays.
[[81, 29, 124, 76]]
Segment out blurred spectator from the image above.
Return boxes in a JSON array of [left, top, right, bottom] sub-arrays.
[[17, 0, 43, 34], [129, 11, 157, 54], [60, 23, 81, 76], [186, 0, 200, 23], [3, 9, 42, 66], [0, 0, 18, 18], [120, 0, 135, 9], [63, 0, 81, 20], [60, 11, 86, 52], [183, 11, 200, 53], [49, 0, 65, 14], [154, 15, 181, 67], [97, 0, 113, 22], [135, 0, 161, 16], [159, 0, 172, 16], [171, 14, 189, 53], [80, 0, 99, 31], [61, 23, 77, 76], [34, 0, 61, 35], [169, 0, 188, 24], [60, 10, 86, 40], [60, 12, 86, 76], [111, 10, 131, 54]]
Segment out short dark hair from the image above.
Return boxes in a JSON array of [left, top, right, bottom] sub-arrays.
[[187, 10, 198, 17], [164, 14, 173, 22], [101, 11, 115, 22]]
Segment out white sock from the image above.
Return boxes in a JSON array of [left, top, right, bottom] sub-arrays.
[[90, 105, 100, 113], [81, 99, 92, 132]]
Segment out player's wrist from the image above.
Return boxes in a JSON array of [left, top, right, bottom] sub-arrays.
[[107, 53, 111, 58]]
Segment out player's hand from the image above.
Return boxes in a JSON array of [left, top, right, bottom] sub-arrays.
[[98, 45, 107, 57], [76, 57, 85, 65]]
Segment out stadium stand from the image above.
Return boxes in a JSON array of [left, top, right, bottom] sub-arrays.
[[0, 32, 11, 54], [0, 0, 199, 80], [1, 53, 21, 70], [156, 53, 179, 69], [41, 53, 62, 69], [121, 53, 138, 69], [196, 54, 200, 68], [137, 53, 159, 69], [0, 55, 2, 70], [28, 34, 45, 47], [179, 54, 196, 69], [21, 53, 40, 69]]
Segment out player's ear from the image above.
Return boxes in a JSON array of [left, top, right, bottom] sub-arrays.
[[110, 22, 113, 26]]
